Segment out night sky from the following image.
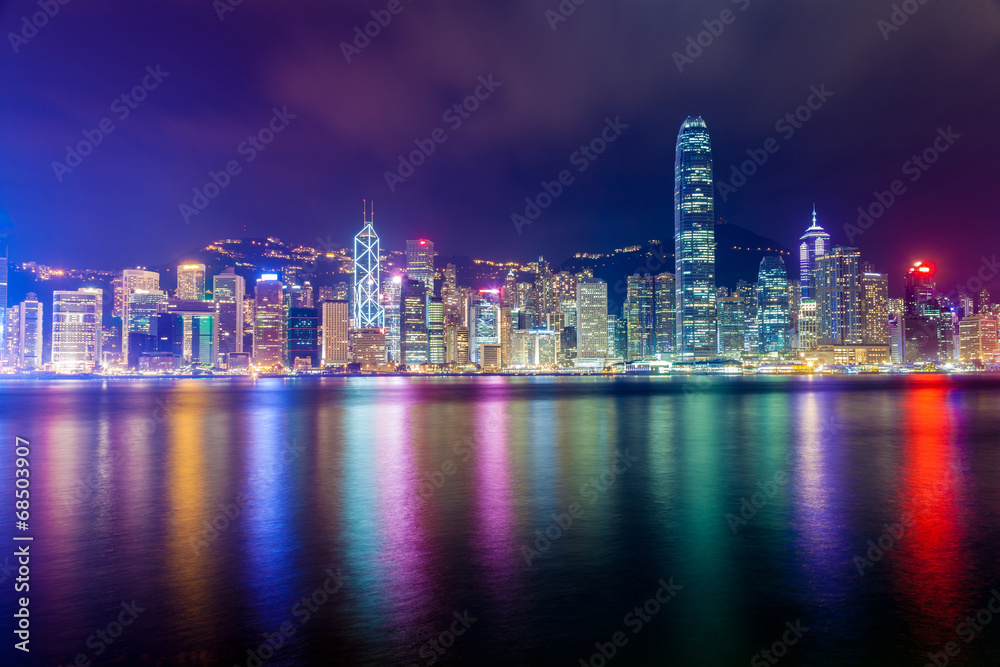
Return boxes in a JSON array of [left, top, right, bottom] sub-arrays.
[[2, 0, 998, 290]]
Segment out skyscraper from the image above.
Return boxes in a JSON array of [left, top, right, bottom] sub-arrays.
[[287, 306, 320, 369], [757, 256, 790, 354], [321, 300, 350, 366], [120, 269, 159, 361], [126, 288, 167, 367], [427, 296, 445, 364], [860, 270, 890, 346], [469, 289, 501, 364], [674, 116, 717, 360], [815, 246, 863, 345], [626, 275, 654, 361], [654, 273, 675, 354], [401, 279, 429, 365], [406, 239, 435, 293], [384, 274, 403, 363], [253, 275, 286, 370], [0, 234, 7, 356], [18, 293, 43, 370], [213, 268, 245, 367], [904, 261, 937, 316], [799, 206, 831, 300], [52, 289, 102, 373], [177, 263, 207, 300], [354, 201, 383, 328], [716, 295, 746, 358], [576, 277, 608, 362]]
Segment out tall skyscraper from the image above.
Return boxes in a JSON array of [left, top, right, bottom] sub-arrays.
[[959, 315, 998, 362], [576, 278, 608, 361], [120, 269, 159, 361], [0, 234, 7, 356], [177, 263, 207, 300], [126, 288, 167, 367], [406, 239, 435, 293], [354, 201, 383, 328], [253, 275, 286, 370], [52, 289, 102, 373], [716, 295, 746, 358], [860, 270, 890, 346], [469, 289, 501, 364], [401, 279, 429, 365], [287, 306, 320, 369], [901, 261, 952, 364], [321, 300, 350, 366], [626, 275, 654, 361], [757, 256, 790, 354], [904, 261, 937, 316], [18, 293, 43, 370], [674, 116, 717, 360], [213, 268, 245, 367], [654, 273, 675, 354], [427, 296, 446, 364], [799, 206, 831, 300], [815, 246, 863, 345], [384, 274, 403, 363]]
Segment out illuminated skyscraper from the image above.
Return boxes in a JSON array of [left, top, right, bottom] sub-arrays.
[[904, 261, 937, 316], [674, 116, 717, 360], [120, 269, 159, 361], [177, 263, 207, 300], [321, 300, 350, 366], [815, 246, 863, 345], [401, 278, 429, 365], [799, 206, 831, 300], [354, 201, 383, 328], [0, 234, 7, 356], [959, 315, 998, 362], [213, 268, 245, 367], [287, 306, 319, 369], [253, 275, 286, 370], [861, 270, 890, 346], [716, 295, 745, 358], [654, 273, 675, 354], [576, 278, 608, 361], [469, 289, 501, 364], [52, 289, 102, 373], [626, 275, 654, 361], [384, 274, 403, 363], [757, 256, 790, 354], [406, 239, 435, 293], [18, 293, 43, 370], [427, 296, 445, 364]]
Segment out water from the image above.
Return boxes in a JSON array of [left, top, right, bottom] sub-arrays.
[[1, 375, 1000, 666]]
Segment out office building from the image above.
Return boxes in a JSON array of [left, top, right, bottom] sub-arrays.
[[177, 263, 207, 300], [798, 299, 818, 350], [213, 268, 245, 368], [384, 274, 403, 363], [576, 277, 608, 361], [51, 289, 102, 373], [959, 315, 998, 362], [861, 270, 890, 346], [654, 272, 675, 354], [674, 116, 717, 360], [288, 306, 319, 369], [352, 328, 386, 371], [18, 293, 43, 370], [469, 289, 501, 364], [626, 275, 654, 361], [401, 279, 429, 365], [321, 300, 350, 366], [815, 246, 863, 346], [253, 275, 286, 370], [354, 201, 383, 328], [406, 239, 435, 293], [757, 256, 790, 354], [427, 296, 445, 364], [0, 235, 7, 356], [159, 299, 216, 365], [120, 269, 160, 360], [799, 206, 831, 300], [717, 295, 745, 358]]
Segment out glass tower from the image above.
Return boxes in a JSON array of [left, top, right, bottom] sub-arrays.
[[756, 256, 790, 354], [354, 201, 383, 328], [674, 116, 717, 360], [799, 206, 831, 300]]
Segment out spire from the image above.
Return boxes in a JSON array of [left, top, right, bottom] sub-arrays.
[[812, 204, 817, 226]]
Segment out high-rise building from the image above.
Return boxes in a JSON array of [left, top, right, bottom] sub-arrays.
[[757, 256, 790, 354], [406, 239, 435, 293], [674, 116, 717, 360], [120, 269, 160, 361], [383, 274, 403, 363], [126, 288, 167, 367], [904, 261, 937, 316], [287, 306, 319, 369], [469, 289, 501, 364], [18, 293, 43, 370], [0, 235, 7, 356], [321, 300, 350, 366], [213, 268, 245, 368], [798, 299, 818, 350], [576, 278, 608, 362], [177, 263, 207, 300], [352, 328, 386, 371], [626, 275, 654, 361], [798, 206, 831, 300], [499, 306, 513, 369], [861, 270, 890, 346], [159, 299, 215, 365], [901, 261, 951, 364], [253, 276, 286, 370], [717, 295, 745, 358], [736, 280, 758, 356], [51, 289, 102, 373], [815, 247, 863, 345], [401, 279, 429, 365], [5, 304, 20, 362], [354, 201, 383, 328], [654, 273, 675, 355], [427, 296, 445, 364], [959, 315, 998, 362]]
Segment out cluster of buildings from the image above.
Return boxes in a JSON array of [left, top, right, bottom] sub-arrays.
[[0, 118, 996, 375]]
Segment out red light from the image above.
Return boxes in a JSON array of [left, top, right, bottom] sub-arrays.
[[420, 240, 426, 245], [919, 266, 931, 273]]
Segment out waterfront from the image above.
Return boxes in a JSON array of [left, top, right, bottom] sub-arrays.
[[2, 375, 1000, 665]]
